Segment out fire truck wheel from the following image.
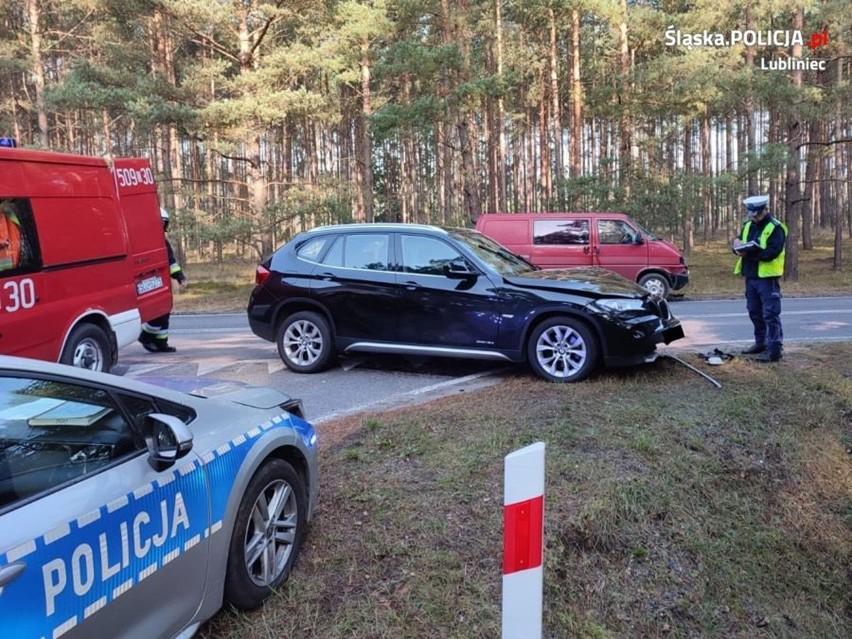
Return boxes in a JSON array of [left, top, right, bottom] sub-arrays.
[[61, 324, 113, 373]]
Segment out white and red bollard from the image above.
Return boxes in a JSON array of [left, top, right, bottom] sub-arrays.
[[502, 441, 545, 639]]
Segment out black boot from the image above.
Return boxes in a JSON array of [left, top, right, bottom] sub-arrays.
[[138, 332, 159, 353], [154, 340, 177, 353], [741, 344, 766, 355], [755, 351, 782, 363]]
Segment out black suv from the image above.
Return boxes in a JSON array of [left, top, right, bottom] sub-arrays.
[[247, 224, 684, 382]]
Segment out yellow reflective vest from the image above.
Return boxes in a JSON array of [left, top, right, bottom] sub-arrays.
[[734, 218, 787, 277]]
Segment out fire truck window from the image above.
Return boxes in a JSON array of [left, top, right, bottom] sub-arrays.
[[0, 199, 40, 276]]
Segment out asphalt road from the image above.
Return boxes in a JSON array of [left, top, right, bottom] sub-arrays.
[[113, 296, 852, 422]]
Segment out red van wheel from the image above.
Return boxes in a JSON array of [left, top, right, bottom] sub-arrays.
[[639, 273, 670, 299], [61, 324, 113, 373]]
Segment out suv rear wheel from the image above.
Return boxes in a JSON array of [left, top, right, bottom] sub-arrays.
[[276, 311, 334, 373], [527, 317, 598, 383]]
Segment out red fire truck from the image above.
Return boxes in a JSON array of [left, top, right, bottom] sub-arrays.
[[0, 142, 172, 372]]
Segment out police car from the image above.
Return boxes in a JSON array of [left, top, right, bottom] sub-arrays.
[[0, 355, 318, 638]]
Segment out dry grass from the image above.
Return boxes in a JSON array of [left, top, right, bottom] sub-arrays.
[[173, 262, 256, 313], [201, 343, 852, 639]]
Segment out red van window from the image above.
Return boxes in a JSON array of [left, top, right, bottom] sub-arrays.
[[533, 219, 590, 246], [597, 219, 640, 245]]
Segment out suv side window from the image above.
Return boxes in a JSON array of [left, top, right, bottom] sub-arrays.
[[296, 236, 333, 263], [533, 219, 589, 246], [0, 376, 146, 508], [0, 198, 41, 276], [401, 235, 463, 276], [598, 219, 639, 245], [324, 234, 390, 271]]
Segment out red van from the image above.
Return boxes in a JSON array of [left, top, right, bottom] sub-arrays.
[[475, 212, 689, 298], [0, 145, 172, 372]]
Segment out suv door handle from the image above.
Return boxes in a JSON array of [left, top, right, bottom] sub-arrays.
[[401, 281, 422, 290], [0, 562, 25, 596]]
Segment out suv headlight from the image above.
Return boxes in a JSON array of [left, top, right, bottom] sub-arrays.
[[594, 298, 648, 315]]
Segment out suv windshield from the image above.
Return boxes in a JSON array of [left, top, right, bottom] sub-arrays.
[[448, 228, 537, 276]]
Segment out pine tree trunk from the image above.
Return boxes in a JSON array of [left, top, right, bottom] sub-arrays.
[[360, 42, 374, 223], [701, 112, 711, 243], [618, 0, 631, 197], [783, 7, 804, 282], [548, 8, 562, 198], [525, 112, 536, 211], [495, 0, 507, 212], [27, 0, 48, 147], [538, 70, 551, 209], [569, 9, 583, 182], [832, 62, 845, 270], [745, 6, 757, 194], [682, 120, 693, 256]]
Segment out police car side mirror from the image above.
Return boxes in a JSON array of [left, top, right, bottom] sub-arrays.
[[143, 413, 194, 472]]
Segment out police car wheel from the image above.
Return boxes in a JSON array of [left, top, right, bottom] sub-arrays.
[[224, 459, 307, 611], [60, 324, 113, 373]]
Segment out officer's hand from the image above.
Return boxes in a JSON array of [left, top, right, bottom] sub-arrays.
[[178, 281, 188, 294]]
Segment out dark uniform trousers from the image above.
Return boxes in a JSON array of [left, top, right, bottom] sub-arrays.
[[745, 276, 783, 356]]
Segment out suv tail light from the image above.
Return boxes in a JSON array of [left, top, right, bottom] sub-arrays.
[[255, 265, 270, 285]]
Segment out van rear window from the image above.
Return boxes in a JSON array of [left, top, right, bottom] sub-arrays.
[[0, 199, 41, 276]]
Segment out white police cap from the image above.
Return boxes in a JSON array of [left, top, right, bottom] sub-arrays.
[[743, 195, 769, 211]]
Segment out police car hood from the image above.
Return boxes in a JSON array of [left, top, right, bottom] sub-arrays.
[[504, 266, 647, 297], [136, 376, 298, 411]]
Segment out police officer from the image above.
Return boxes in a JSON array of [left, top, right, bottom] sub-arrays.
[[732, 195, 787, 362], [138, 208, 187, 353]]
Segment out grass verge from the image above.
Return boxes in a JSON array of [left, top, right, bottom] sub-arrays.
[[201, 342, 852, 639]]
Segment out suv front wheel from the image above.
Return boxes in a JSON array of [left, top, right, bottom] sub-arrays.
[[276, 311, 334, 373], [527, 317, 598, 383]]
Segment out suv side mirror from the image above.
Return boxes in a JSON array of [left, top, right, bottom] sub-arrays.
[[142, 413, 194, 471], [443, 261, 477, 280], [634, 235, 645, 245]]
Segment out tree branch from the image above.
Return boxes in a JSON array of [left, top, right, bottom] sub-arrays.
[[798, 138, 852, 148]]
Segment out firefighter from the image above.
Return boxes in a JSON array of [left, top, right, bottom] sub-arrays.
[[0, 199, 22, 271], [138, 208, 188, 353]]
